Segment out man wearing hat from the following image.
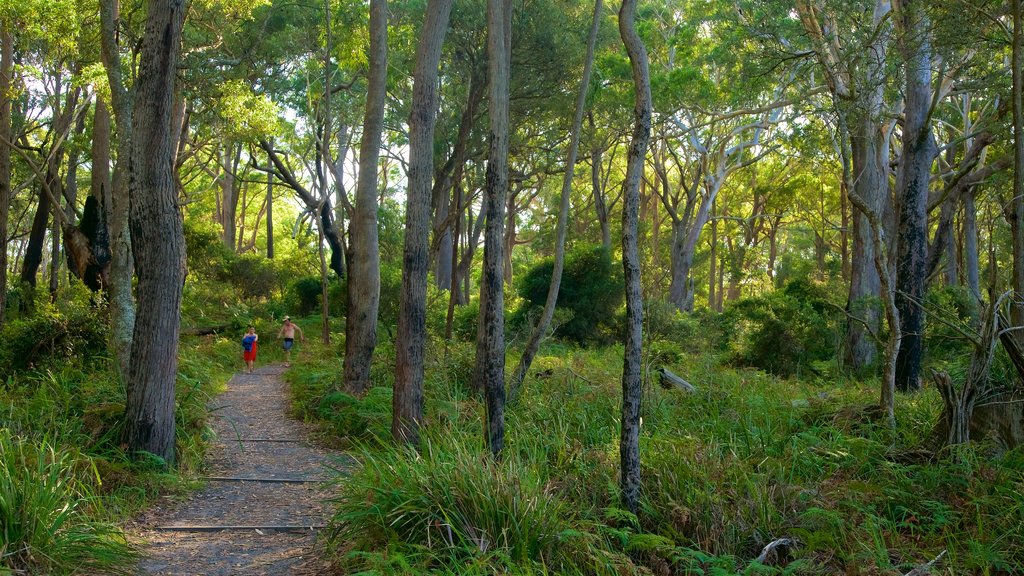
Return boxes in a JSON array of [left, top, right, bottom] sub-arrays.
[[277, 316, 305, 367]]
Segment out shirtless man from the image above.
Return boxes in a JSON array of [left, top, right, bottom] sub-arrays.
[[277, 316, 305, 367]]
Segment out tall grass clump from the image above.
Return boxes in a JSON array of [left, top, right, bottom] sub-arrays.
[[325, 431, 632, 575], [0, 430, 137, 574]]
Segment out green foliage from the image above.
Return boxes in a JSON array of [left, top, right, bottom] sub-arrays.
[[0, 430, 137, 575], [515, 245, 623, 345], [720, 279, 841, 378], [325, 433, 628, 575], [217, 253, 281, 300], [922, 285, 980, 373], [288, 276, 323, 317], [0, 300, 107, 378]]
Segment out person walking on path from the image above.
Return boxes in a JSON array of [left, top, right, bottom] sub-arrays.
[[278, 316, 305, 367], [241, 325, 259, 374]]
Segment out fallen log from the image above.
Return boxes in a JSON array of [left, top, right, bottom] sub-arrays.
[[903, 550, 946, 576], [182, 324, 231, 336], [753, 537, 794, 566], [657, 367, 695, 393]]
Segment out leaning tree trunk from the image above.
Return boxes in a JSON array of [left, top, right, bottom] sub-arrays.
[[473, 0, 512, 459], [618, 0, 652, 517], [123, 0, 187, 466], [509, 0, 602, 399], [894, 0, 936, 393], [1013, 0, 1024, 340], [0, 22, 11, 327], [393, 0, 453, 445], [99, 0, 137, 380], [343, 0, 387, 394]]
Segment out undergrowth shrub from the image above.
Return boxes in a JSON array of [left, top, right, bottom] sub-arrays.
[[0, 430, 137, 574], [218, 253, 280, 299], [721, 279, 839, 377], [325, 433, 631, 575], [515, 245, 623, 345], [288, 276, 323, 317], [0, 303, 107, 378]]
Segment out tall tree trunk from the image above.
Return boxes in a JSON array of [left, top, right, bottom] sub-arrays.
[[709, 202, 717, 309], [965, 188, 981, 301], [618, 0, 651, 517], [124, 0, 187, 465], [88, 99, 113, 291], [20, 188, 50, 290], [1013, 0, 1024, 336], [394, 0, 454, 445], [266, 165, 274, 259], [590, 115, 611, 251], [0, 22, 12, 327], [219, 144, 242, 252], [343, 0, 387, 394], [509, 0, 602, 399], [845, 115, 887, 371], [474, 0, 512, 458], [100, 0, 137, 380], [893, 0, 935, 393]]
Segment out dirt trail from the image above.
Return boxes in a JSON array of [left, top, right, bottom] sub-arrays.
[[132, 365, 345, 575]]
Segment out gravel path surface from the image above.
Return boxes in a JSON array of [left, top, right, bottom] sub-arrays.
[[132, 365, 345, 575]]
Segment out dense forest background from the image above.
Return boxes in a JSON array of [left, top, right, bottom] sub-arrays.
[[2, 0, 1024, 574]]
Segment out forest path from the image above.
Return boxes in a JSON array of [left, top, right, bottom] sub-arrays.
[[132, 365, 344, 575]]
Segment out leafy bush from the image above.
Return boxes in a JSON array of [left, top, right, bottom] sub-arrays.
[[720, 279, 840, 377], [515, 245, 623, 344], [922, 285, 979, 373], [289, 276, 324, 317], [0, 305, 107, 377], [218, 253, 280, 299], [0, 431, 137, 574]]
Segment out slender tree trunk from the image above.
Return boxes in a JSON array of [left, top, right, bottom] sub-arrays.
[[0, 23, 12, 327], [266, 164, 274, 258], [219, 145, 242, 252], [618, 0, 651, 517], [474, 0, 512, 459], [965, 189, 981, 301], [509, 0, 602, 399], [100, 0, 137, 380], [124, 0, 187, 465], [20, 188, 49, 290], [343, 0, 387, 394], [1013, 0, 1024, 336], [590, 116, 611, 251], [394, 0, 454, 445], [841, 174, 850, 281], [709, 203, 717, 309], [318, 204, 331, 343], [894, 0, 936, 393]]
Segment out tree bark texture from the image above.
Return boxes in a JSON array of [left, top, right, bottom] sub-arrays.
[[344, 0, 387, 394], [893, 0, 936, 393], [123, 0, 187, 465], [99, 0, 137, 381], [0, 23, 11, 327], [266, 165, 274, 259], [474, 0, 512, 458], [798, 0, 891, 373], [509, 0, 602, 399], [618, 0, 652, 517], [1013, 0, 1024, 337], [393, 0, 453, 445]]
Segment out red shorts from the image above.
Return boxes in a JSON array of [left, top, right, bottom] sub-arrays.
[[243, 342, 257, 362]]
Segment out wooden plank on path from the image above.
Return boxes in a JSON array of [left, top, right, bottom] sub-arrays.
[[201, 476, 324, 484], [155, 525, 325, 532]]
